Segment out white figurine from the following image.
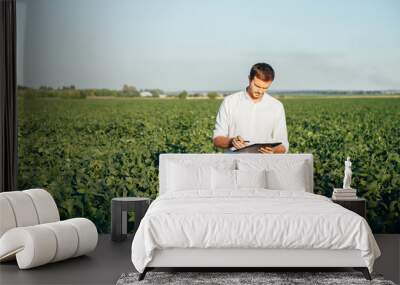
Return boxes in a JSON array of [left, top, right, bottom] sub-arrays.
[[342, 156, 352, 189]]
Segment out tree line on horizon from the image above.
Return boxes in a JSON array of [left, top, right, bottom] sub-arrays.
[[17, 85, 399, 100], [17, 84, 222, 100]]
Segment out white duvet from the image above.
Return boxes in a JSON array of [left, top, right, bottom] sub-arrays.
[[131, 189, 380, 273]]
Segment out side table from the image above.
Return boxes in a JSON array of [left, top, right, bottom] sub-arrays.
[[331, 197, 366, 219], [111, 197, 151, 241]]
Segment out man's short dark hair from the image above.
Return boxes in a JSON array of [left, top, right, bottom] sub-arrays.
[[249, 63, 275, 82]]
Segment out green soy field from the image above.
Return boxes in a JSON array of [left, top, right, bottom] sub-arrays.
[[17, 96, 400, 233]]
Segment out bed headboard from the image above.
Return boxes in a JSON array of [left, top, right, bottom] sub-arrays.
[[159, 154, 314, 195]]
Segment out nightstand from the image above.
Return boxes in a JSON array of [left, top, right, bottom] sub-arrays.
[[111, 197, 151, 241], [331, 197, 366, 218]]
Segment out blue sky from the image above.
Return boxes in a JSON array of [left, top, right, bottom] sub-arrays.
[[17, 0, 400, 91]]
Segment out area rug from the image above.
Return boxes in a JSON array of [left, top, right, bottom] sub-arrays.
[[116, 271, 396, 285]]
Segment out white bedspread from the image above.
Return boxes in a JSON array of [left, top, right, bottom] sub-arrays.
[[131, 190, 380, 273]]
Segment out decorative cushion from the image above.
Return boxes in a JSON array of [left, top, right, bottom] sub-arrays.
[[211, 168, 268, 191], [237, 169, 267, 189], [167, 162, 212, 191], [212, 168, 237, 191], [163, 157, 237, 194], [265, 162, 308, 191], [237, 159, 310, 192]]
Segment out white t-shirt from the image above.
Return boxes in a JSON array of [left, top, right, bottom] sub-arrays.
[[213, 90, 289, 153]]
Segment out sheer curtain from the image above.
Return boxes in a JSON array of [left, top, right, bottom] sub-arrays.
[[0, 0, 17, 192]]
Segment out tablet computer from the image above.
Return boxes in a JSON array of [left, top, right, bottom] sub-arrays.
[[233, 142, 282, 153]]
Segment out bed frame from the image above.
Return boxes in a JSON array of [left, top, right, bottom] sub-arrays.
[[138, 154, 372, 280], [140, 248, 370, 280]]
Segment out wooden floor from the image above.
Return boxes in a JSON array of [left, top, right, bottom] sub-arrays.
[[0, 234, 398, 285]]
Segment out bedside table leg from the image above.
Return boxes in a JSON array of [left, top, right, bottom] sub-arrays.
[[111, 202, 123, 241], [121, 210, 127, 238]]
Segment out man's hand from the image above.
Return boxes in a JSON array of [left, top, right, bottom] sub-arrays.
[[231, 136, 248, 150], [258, 144, 286, 154]]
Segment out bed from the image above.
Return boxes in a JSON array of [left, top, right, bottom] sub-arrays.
[[131, 153, 381, 281]]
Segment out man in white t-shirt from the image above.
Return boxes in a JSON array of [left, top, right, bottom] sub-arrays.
[[213, 63, 289, 154]]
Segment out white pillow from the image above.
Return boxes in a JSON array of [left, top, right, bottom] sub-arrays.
[[212, 168, 237, 190], [237, 159, 310, 192], [167, 162, 212, 192], [211, 168, 267, 191], [236, 169, 267, 189], [265, 162, 307, 191]]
